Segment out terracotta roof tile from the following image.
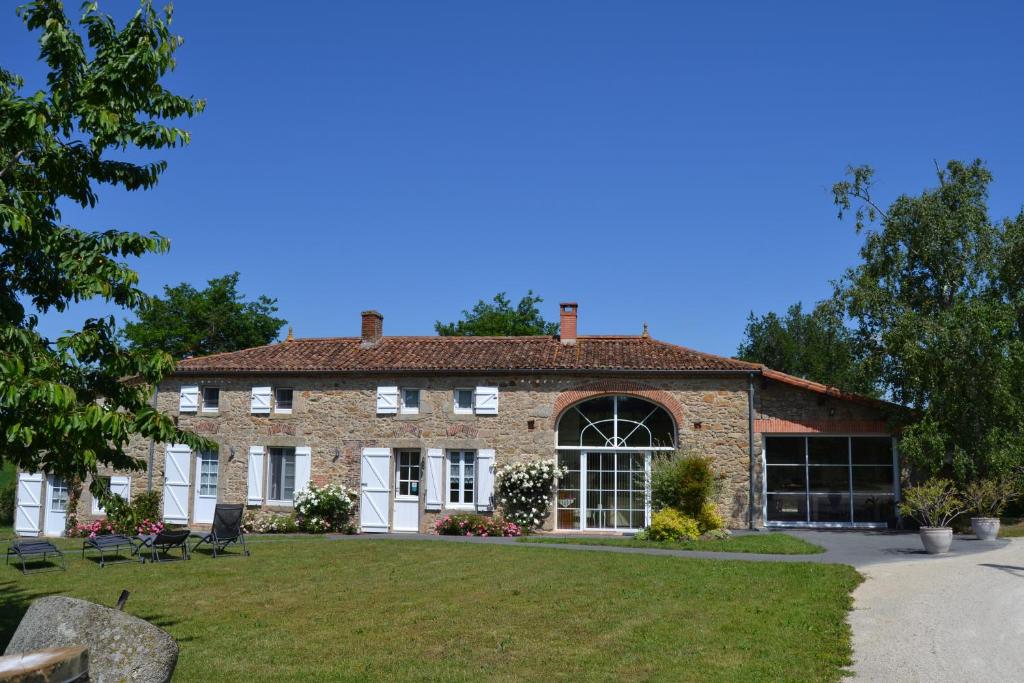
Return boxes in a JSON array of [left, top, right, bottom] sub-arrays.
[[172, 335, 761, 375]]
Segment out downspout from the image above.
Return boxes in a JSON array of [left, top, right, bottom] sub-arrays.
[[147, 384, 159, 492], [747, 372, 756, 530]]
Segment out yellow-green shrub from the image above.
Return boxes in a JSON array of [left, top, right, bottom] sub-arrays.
[[647, 508, 700, 541], [696, 501, 724, 533]]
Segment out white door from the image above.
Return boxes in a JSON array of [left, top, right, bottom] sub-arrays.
[[193, 451, 219, 524], [15, 472, 44, 537], [360, 448, 391, 533], [43, 476, 69, 537], [392, 450, 421, 532], [163, 445, 192, 523]]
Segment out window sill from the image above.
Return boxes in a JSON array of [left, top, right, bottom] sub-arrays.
[[200, 409, 219, 415], [399, 409, 420, 415], [445, 504, 475, 511], [273, 409, 293, 415], [265, 500, 294, 509]]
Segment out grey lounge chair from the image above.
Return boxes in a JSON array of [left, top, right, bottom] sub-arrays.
[[140, 529, 191, 563], [6, 538, 67, 574], [191, 504, 249, 558], [82, 533, 140, 568]]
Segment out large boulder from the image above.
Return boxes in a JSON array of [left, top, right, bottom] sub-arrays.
[[4, 596, 178, 682]]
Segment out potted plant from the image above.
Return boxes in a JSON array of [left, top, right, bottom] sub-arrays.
[[963, 477, 1019, 541], [897, 478, 966, 554]]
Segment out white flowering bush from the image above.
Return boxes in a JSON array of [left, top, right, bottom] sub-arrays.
[[495, 459, 566, 530], [242, 510, 299, 534], [294, 482, 358, 534]]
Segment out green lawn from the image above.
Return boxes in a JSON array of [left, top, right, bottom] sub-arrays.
[[0, 532, 860, 682], [518, 532, 823, 555]]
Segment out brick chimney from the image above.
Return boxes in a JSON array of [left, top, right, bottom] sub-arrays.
[[361, 310, 383, 347], [559, 302, 578, 345]]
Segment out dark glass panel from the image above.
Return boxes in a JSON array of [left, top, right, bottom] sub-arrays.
[[851, 466, 895, 493], [618, 396, 675, 448], [557, 508, 580, 529], [809, 493, 851, 523], [808, 466, 850, 493], [851, 437, 893, 465], [765, 437, 805, 465], [766, 466, 806, 492], [557, 409, 582, 447], [766, 494, 806, 522], [853, 494, 895, 523], [808, 437, 849, 465]]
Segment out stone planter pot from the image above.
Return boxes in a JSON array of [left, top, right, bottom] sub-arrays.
[[919, 527, 953, 554], [971, 517, 1000, 541]]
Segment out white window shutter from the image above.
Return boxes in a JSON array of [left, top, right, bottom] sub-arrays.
[[376, 386, 399, 414], [179, 385, 199, 412], [247, 446, 265, 504], [251, 386, 271, 414], [110, 475, 131, 502], [474, 386, 499, 414], [476, 449, 496, 512], [425, 449, 443, 510], [294, 447, 312, 497], [15, 472, 44, 536]]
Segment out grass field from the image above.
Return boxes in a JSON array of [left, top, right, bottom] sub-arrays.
[[0, 532, 860, 682], [518, 532, 823, 555]]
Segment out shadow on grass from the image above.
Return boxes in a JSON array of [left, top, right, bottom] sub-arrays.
[[0, 579, 59, 651]]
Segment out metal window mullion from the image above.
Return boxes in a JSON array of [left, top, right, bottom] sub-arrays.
[[612, 397, 618, 445], [804, 437, 810, 523], [848, 437, 854, 524], [580, 452, 588, 531]]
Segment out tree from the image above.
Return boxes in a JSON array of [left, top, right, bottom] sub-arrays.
[[435, 291, 559, 336], [0, 1, 211, 498], [832, 159, 1024, 481], [122, 272, 286, 359], [737, 301, 879, 396]]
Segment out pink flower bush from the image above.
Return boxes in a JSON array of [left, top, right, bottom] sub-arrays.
[[434, 513, 522, 537], [68, 519, 114, 539], [136, 519, 165, 535]]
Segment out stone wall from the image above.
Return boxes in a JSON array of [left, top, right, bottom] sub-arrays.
[[76, 373, 755, 531]]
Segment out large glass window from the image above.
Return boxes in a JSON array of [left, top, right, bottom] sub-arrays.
[[556, 451, 646, 531], [557, 396, 675, 449], [765, 436, 896, 526], [448, 451, 475, 507], [268, 447, 296, 502]]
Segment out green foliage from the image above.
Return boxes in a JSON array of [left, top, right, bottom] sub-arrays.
[[0, 479, 15, 525], [647, 508, 701, 541], [897, 478, 967, 528], [433, 513, 522, 536], [833, 159, 1024, 482], [737, 301, 880, 396], [294, 483, 358, 533], [132, 490, 161, 523], [0, 1, 213, 484], [242, 510, 299, 534], [649, 451, 722, 517], [102, 489, 162, 535], [962, 477, 1020, 518], [435, 291, 559, 336], [696, 501, 724, 534], [121, 272, 286, 359]]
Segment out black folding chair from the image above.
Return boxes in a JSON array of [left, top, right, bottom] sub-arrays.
[[191, 504, 250, 558], [139, 529, 191, 563], [6, 538, 67, 574], [82, 534, 140, 568]]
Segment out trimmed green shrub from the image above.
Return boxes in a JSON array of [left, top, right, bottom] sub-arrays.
[[647, 508, 700, 541], [650, 451, 722, 518], [696, 501, 724, 533]]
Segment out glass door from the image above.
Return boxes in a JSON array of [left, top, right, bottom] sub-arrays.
[[556, 451, 647, 531]]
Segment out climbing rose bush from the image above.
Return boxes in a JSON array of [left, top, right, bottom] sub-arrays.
[[68, 519, 114, 538], [434, 513, 521, 537], [495, 459, 566, 530], [294, 483, 358, 533]]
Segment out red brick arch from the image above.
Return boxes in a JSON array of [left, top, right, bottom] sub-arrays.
[[551, 381, 685, 435]]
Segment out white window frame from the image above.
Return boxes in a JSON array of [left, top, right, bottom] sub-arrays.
[[446, 450, 476, 510], [274, 387, 294, 414], [201, 386, 220, 413], [400, 388, 420, 415], [197, 450, 219, 497], [266, 447, 297, 505], [395, 450, 421, 499], [453, 388, 474, 415]]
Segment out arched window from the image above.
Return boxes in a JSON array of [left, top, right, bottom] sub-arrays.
[[557, 395, 676, 450]]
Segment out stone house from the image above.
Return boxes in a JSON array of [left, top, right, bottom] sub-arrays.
[[14, 304, 900, 536]]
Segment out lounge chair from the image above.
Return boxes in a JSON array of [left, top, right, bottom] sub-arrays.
[[191, 504, 250, 558], [139, 529, 191, 563], [81, 534, 140, 568], [6, 538, 67, 574]]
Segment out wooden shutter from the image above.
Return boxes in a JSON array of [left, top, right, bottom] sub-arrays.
[[425, 449, 443, 510], [251, 386, 272, 414], [474, 386, 499, 415], [476, 449, 496, 512], [163, 444, 192, 523], [247, 446, 265, 505], [15, 472, 44, 536], [294, 447, 312, 497], [376, 386, 399, 414], [360, 448, 391, 532], [179, 385, 199, 412], [110, 475, 131, 503]]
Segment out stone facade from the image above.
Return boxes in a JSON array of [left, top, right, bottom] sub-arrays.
[[70, 371, 893, 533]]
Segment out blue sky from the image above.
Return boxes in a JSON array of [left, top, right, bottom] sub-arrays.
[[4, 1, 1023, 356]]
